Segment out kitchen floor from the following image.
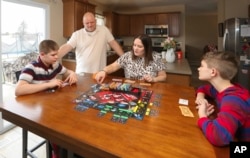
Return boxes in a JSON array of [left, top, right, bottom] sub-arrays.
[[0, 84, 46, 158], [0, 126, 46, 158], [0, 69, 204, 158]]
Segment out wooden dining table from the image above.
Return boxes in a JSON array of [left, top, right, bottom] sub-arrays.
[[0, 73, 229, 158]]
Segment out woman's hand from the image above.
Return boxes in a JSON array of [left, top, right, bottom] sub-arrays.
[[143, 75, 154, 82]]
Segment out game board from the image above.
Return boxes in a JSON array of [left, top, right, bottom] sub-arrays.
[[74, 82, 155, 123]]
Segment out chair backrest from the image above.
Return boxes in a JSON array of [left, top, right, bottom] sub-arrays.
[[15, 71, 21, 81]]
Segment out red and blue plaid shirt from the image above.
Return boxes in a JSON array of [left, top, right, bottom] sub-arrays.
[[196, 84, 250, 146]]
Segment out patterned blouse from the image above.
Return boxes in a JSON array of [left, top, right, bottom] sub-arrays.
[[117, 51, 166, 79]]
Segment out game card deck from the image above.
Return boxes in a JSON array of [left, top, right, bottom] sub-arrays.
[[179, 106, 194, 117]]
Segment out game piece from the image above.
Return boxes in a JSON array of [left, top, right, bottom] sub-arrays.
[[139, 82, 151, 86], [46, 88, 56, 93], [111, 114, 120, 122], [124, 79, 136, 84], [97, 110, 106, 117], [149, 109, 159, 116], [62, 82, 69, 87], [75, 104, 89, 112], [153, 101, 160, 107], [120, 116, 128, 124], [153, 94, 162, 99], [179, 106, 194, 117], [112, 78, 123, 82], [92, 73, 97, 79], [145, 108, 151, 115]]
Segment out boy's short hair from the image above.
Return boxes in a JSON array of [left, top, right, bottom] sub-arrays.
[[202, 51, 238, 80], [39, 39, 59, 54]]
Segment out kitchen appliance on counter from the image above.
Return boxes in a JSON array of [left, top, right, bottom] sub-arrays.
[[115, 38, 124, 47], [144, 25, 168, 37], [151, 37, 165, 53], [144, 25, 168, 53], [223, 17, 250, 90]]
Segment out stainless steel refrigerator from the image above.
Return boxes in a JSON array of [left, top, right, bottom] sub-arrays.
[[223, 17, 250, 90]]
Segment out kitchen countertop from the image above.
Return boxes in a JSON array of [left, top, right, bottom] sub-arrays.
[[164, 58, 192, 75], [62, 56, 192, 76]]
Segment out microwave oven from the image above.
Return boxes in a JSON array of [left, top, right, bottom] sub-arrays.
[[144, 25, 168, 37]]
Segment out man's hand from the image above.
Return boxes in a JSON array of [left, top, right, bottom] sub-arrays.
[[95, 71, 106, 84]]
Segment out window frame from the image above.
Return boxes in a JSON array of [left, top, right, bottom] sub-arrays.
[[0, 0, 49, 132]]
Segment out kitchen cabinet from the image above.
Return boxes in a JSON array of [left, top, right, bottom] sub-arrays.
[[107, 54, 125, 77], [130, 14, 144, 36], [143, 14, 157, 25], [166, 74, 190, 86], [105, 12, 181, 37], [165, 59, 192, 86], [62, 0, 95, 38], [168, 12, 181, 37], [62, 60, 76, 71], [116, 14, 130, 36], [103, 12, 118, 35], [156, 14, 169, 24], [143, 13, 169, 25]]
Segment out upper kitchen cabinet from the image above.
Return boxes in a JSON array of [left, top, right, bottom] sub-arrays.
[[103, 11, 118, 35], [143, 12, 180, 37], [168, 12, 181, 37], [156, 14, 169, 24], [130, 14, 144, 36], [143, 14, 156, 25], [62, 0, 95, 38], [116, 14, 130, 36], [143, 13, 168, 25]]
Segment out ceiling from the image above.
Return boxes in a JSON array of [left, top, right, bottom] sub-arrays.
[[91, 0, 218, 15]]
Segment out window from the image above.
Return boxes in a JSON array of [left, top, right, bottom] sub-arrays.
[[1, 0, 48, 84], [0, 0, 49, 133], [1, 0, 47, 60], [96, 14, 104, 26]]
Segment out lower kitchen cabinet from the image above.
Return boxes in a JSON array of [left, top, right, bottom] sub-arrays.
[[107, 54, 125, 77], [62, 60, 76, 72], [166, 73, 190, 86]]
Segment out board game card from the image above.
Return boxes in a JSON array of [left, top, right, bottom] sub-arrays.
[[149, 109, 159, 116], [139, 82, 151, 86], [112, 78, 123, 82], [62, 82, 69, 87], [179, 98, 189, 105], [124, 79, 136, 84], [179, 106, 194, 117]]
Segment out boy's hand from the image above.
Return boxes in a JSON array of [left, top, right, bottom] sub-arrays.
[[197, 103, 215, 118], [48, 79, 64, 88], [64, 72, 78, 85]]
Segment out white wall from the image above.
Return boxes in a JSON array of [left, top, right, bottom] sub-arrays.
[[185, 14, 218, 66], [0, 0, 2, 104]]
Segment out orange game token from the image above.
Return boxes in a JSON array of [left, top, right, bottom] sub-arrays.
[[92, 72, 97, 79]]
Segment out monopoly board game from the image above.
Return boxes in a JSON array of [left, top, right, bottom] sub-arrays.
[[74, 81, 161, 123]]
